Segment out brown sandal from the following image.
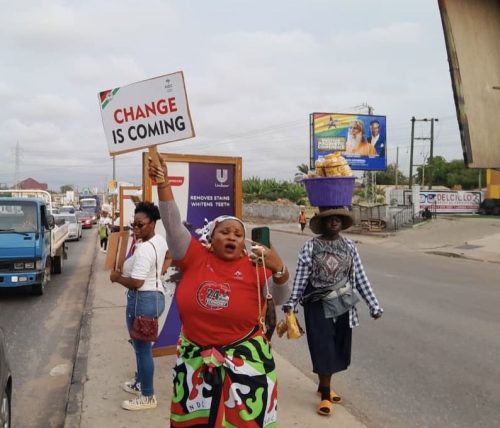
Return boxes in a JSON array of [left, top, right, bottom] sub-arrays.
[[317, 399, 333, 416], [330, 390, 342, 403]]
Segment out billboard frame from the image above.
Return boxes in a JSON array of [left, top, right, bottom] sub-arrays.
[[141, 152, 243, 356], [309, 112, 387, 172]]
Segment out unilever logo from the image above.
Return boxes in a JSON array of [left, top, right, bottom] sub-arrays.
[[215, 169, 229, 188]]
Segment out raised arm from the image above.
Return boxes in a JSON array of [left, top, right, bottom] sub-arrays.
[[148, 154, 191, 260]]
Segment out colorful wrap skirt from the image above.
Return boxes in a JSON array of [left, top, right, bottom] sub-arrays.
[[170, 330, 277, 428]]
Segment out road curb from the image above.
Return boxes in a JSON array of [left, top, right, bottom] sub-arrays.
[[64, 242, 98, 428]]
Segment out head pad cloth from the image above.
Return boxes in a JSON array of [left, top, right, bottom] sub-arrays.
[[195, 215, 246, 244]]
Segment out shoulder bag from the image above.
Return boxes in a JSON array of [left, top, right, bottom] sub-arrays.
[[130, 241, 160, 342], [256, 258, 277, 341]]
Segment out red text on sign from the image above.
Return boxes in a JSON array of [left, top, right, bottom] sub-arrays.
[[114, 98, 178, 124]]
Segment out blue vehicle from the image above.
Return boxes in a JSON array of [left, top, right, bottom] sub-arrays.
[[79, 194, 101, 224], [0, 190, 69, 295]]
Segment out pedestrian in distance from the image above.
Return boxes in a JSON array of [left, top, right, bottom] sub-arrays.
[[109, 202, 168, 411], [98, 210, 112, 252], [422, 207, 432, 220], [299, 208, 307, 233], [148, 155, 290, 427], [283, 207, 383, 417]]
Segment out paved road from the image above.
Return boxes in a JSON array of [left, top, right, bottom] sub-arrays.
[[271, 230, 500, 428], [0, 229, 96, 427], [2, 220, 499, 427]]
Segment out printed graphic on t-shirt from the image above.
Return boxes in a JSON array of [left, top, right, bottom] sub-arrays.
[[196, 281, 230, 310]]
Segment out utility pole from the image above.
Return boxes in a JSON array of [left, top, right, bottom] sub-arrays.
[[395, 146, 399, 188], [409, 117, 438, 189], [356, 103, 376, 204], [111, 156, 116, 217], [428, 118, 437, 189], [409, 117, 415, 189]]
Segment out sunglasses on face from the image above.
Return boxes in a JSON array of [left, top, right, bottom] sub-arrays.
[[130, 221, 150, 229]]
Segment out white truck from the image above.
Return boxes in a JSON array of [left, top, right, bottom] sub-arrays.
[[0, 190, 69, 295]]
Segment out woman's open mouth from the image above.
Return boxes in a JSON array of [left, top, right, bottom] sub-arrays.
[[224, 243, 237, 253]]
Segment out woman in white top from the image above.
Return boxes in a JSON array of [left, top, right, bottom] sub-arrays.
[[110, 202, 168, 411]]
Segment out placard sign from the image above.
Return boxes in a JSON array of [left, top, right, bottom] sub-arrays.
[[99, 72, 195, 155], [142, 153, 243, 356]]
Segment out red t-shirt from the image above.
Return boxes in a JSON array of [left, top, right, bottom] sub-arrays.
[[175, 237, 271, 346]]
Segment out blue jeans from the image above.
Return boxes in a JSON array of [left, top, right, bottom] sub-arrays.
[[126, 289, 165, 396]]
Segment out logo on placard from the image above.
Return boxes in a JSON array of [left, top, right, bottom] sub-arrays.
[[164, 78, 173, 93], [99, 88, 120, 110], [215, 169, 229, 188]]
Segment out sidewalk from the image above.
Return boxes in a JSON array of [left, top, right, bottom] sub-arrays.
[[266, 216, 500, 264], [65, 247, 367, 428], [65, 216, 500, 427]]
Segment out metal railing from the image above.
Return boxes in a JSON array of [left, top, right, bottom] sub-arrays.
[[392, 205, 415, 231]]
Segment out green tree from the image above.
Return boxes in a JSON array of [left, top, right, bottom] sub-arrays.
[[243, 177, 307, 204], [60, 184, 74, 193], [375, 164, 408, 185], [416, 157, 484, 189], [296, 163, 309, 174]]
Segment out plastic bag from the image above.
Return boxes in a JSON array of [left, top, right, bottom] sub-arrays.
[[286, 311, 304, 339], [276, 311, 304, 339]]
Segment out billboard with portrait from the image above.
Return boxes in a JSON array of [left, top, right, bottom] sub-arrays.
[[309, 112, 387, 171]]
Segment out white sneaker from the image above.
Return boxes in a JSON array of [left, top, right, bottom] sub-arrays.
[[122, 380, 141, 396], [121, 394, 157, 411]]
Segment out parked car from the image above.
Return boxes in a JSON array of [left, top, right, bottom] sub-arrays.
[[59, 205, 76, 214], [54, 213, 82, 241], [0, 327, 12, 428], [76, 211, 93, 229], [478, 199, 500, 215]]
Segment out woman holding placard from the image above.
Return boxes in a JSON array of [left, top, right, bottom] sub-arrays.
[[148, 154, 290, 427]]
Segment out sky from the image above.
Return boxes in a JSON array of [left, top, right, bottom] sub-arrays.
[[0, 0, 463, 192]]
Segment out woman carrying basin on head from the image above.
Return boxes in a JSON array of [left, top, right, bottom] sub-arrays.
[[283, 207, 383, 417]]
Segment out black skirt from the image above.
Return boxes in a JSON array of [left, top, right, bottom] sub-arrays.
[[303, 298, 352, 376]]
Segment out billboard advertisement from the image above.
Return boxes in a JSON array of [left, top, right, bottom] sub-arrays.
[[438, 0, 500, 168], [310, 112, 387, 171], [403, 190, 482, 214], [143, 153, 242, 356]]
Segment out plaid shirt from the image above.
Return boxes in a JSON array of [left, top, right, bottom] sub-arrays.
[[284, 237, 383, 328]]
